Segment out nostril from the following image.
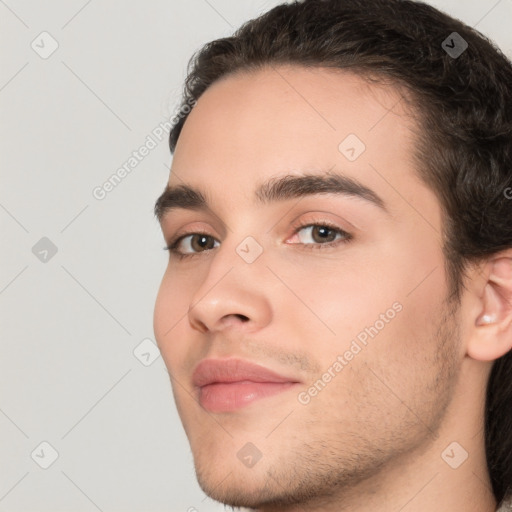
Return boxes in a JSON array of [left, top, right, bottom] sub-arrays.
[[222, 314, 249, 326]]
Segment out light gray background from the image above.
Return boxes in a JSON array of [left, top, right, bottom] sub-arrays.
[[1, 1, 511, 511]]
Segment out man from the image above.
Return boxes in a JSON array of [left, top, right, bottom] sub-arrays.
[[153, 0, 512, 510]]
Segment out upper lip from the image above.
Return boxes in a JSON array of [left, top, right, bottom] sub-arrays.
[[192, 358, 300, 387]]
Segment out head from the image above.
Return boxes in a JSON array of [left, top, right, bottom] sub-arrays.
[[154, 0, 512, 509]]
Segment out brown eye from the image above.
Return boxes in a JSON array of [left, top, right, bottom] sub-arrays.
[[189, 234, 216, 252], [310, 226, 338, 243], [294, 223, 348, 245], [166, 232, 220, 258]]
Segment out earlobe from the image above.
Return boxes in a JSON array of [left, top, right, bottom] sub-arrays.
[[467, 254, 512, 362], [475, 313, 498, 326]]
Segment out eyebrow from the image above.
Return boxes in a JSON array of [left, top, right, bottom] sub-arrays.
[[154, 170, 387, 223]]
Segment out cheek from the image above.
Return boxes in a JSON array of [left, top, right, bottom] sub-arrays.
[[153, 269, 191, 370], [277, 254, 403, 347], [290, 238, 448, 369]]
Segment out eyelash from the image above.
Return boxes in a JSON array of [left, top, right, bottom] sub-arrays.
[[163, 219, 353, 260]]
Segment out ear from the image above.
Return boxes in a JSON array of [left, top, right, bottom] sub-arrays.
[[466, 250, 512, 361]]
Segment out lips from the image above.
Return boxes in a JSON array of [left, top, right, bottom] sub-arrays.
[[192, 358, 300, 413]]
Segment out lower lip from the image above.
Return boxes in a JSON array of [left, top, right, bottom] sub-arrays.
[[198, 381, 297, 413]]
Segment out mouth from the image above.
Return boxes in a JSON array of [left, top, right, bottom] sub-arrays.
[[192, 358, 301, 413]]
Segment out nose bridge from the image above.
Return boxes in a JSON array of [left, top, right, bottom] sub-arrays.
[[207, 211, 268, 279], [193, 228, 268, 303]]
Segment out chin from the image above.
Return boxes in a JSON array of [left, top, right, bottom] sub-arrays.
[[195, 467, 272, 508]]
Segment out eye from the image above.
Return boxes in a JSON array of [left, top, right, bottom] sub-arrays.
[[287, 220, 352, 250], [165, 231, 219, 259], [164, 220, 352, 260]]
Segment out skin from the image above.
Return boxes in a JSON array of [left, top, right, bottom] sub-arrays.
[[153, 65, 512, 511]]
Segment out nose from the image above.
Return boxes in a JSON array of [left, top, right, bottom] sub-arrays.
[[187, 250, 273, 335], [191, 311, 250, 334]]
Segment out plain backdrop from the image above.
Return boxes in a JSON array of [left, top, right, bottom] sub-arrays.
[[1, 1, 511, 511]]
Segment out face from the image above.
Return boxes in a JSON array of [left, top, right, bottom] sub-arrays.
[[153, 66, 462, 509]]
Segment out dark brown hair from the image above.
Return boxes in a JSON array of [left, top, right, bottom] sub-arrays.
[[167, 0, 512, 503]]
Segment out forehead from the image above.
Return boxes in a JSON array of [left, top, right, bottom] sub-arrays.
[[168, 65, 429, 218]]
